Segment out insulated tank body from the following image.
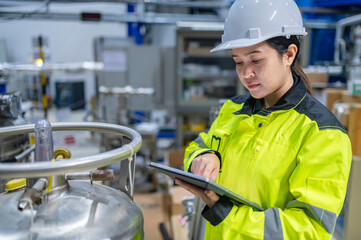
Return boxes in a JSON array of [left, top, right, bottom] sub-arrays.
[[0, 180, 144, 239]]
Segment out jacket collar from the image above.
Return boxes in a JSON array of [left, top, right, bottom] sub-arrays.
[[235, 74, 307, 116]]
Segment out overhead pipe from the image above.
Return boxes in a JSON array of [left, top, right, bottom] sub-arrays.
[[334, 13, 361, 65], [0, 10, 221, 23], [0, 0, 230, 9]]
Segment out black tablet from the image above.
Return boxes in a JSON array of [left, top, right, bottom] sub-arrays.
[[148, 162, 263, 211]]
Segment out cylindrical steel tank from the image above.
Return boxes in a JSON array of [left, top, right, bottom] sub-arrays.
[[0, 122, 144, 240], [0, 180, 143, 239]]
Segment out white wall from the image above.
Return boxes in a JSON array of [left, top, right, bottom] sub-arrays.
[[0, 3, 129, 106], [0, 3, 128, 62], [1, 20, 127, 63]]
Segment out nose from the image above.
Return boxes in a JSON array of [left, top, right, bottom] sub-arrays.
[[243, 64, 255, 79]]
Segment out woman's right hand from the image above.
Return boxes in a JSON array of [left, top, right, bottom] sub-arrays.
[[191, 153, 220, 181]]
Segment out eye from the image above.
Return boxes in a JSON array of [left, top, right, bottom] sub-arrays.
[[235, 61, 243, 65], [252, 59, 261, 64]]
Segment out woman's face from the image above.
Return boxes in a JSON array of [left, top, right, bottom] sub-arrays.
[[232, 41, 295, 106]]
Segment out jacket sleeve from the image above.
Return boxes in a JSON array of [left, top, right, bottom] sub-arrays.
[[200, 128, 352, 240], [183, 112, 223, 173]]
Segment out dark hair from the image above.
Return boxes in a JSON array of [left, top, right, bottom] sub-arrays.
[[266, 36, 313, 95]]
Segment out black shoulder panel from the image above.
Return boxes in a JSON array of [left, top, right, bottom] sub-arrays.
[[229, 94, 250, 105], [295, 94, 347, 134]]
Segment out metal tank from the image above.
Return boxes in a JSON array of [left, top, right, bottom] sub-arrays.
[[0, 122, 144, 240]]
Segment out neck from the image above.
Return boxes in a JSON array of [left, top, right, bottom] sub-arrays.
[[264, 73, 294, 108]]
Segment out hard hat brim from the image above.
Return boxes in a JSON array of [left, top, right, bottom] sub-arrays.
[[210, 32, 308, 52]]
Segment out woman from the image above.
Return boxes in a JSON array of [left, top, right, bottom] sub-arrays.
[[175, 0, 352, 239]]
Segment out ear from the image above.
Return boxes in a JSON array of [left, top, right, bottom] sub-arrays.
[[284, 44, 298, 66]]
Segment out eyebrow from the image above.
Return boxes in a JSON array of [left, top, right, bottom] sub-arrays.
[[232, 50, 262, 57]]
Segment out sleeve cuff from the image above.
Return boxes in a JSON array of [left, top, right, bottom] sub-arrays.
[[201, 196, 234, 226]]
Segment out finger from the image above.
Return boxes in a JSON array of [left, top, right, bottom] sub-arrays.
[[204, 189, 220, 202], [175, 179, 204, 196], [202, 165, 213, 179], [192, 158, 206, 176], [209, 168, 219, 181]]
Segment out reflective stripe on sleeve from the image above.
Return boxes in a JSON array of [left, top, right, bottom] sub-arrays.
[[286, 200, 337, 234], [193, 134, 207, 148], [264, 207, 284, 240]]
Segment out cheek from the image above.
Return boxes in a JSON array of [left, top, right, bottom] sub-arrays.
[[235, 66, 242, 75], [235, 67, 245, 81]]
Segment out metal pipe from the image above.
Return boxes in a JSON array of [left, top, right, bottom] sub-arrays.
[[0, 11, 220, 23], [334, 13, 361, 65], [65, 172, 91, 180], [0, 122, 142, 178], [15, 145, 35, 161], [18, 177, 47, 211], [0, 0, 230, 9], [32, 177, 47, 190], [99, 85, 154, 96]]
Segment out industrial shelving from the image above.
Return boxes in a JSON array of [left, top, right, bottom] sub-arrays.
[[175, 26, 242, 147]]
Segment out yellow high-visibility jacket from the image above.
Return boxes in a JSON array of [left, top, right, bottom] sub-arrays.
[[184, 75, 352, 240]]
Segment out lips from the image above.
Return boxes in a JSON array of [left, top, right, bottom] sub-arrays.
[[247, 83, 260, 89]]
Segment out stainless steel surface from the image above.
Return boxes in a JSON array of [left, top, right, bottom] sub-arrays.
[[0, 122, 142, 178], [0, 180, 144, 240], [189, 196, 206, 240]]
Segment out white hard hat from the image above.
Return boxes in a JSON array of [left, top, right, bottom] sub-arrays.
[[211, 0, 307, 52]]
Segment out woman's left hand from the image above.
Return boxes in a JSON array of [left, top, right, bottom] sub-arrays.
[[174, 178, 220, 208]]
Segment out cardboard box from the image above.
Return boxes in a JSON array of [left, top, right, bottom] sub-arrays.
[[161, 184, 194, 239], [332, 102, 361, 156], [344, 156, 361, 239], [348, 104, 361, 156], [166, 150, 185, 168], [325, 90, 361, 156], [306, 72, 329, 86], [341, 92, 361, 104], [171, 215, 189, 240], [169, 186, 193, 240], [134, 192, 172, 240], [323, 88, 348, 111], [170, 186, 194, 216]]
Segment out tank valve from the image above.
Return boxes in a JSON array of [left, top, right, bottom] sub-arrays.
[[18, 178, 47, 211], [65, 169, 114, 182]]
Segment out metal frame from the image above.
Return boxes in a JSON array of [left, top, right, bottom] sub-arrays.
[[0, 122, 142, 178], [334, 13, 361, 65]]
